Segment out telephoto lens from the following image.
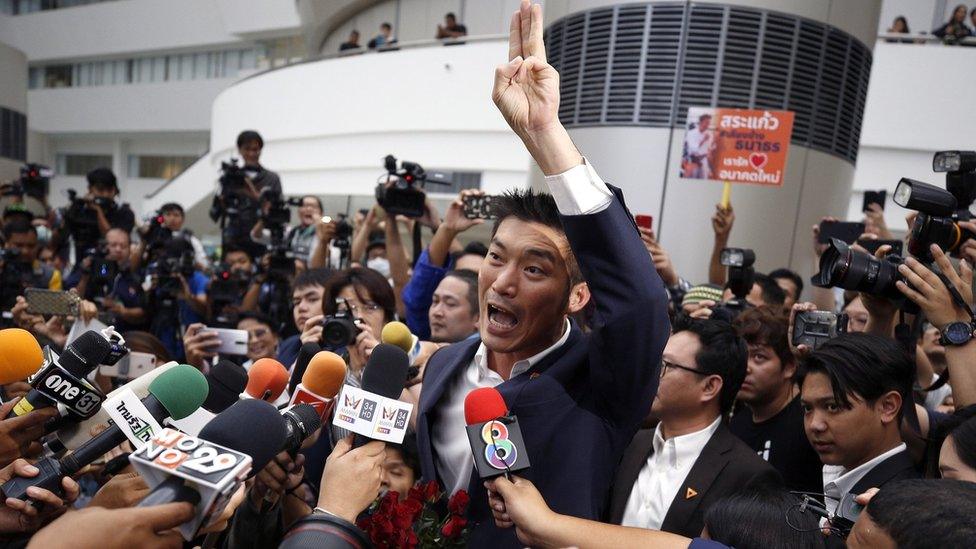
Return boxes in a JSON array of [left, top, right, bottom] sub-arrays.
[[811, 238, 905, 301]]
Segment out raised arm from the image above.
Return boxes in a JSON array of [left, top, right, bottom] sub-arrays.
[[493, 0, 668, 425]]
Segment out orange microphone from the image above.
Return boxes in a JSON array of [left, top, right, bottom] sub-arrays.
[[288, 351, 347, 421], [0, 329, 44, 386], [244, 358, 289, 402]]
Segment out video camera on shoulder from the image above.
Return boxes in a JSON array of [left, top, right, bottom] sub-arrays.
[[62, 189, 117, 246], [1, 164, 52, 201], [376, 154, 453, 218], [712, 248, 755, 321], [322, 298, 361, 347], [894, 150, 976, 262]]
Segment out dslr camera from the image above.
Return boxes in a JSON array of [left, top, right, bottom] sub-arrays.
[[375, 155, 452, 218], [711, 248, 755, 321], [894, 150, 976, 262], [322, 299, 361, 347], [811, 238, 906, 301]]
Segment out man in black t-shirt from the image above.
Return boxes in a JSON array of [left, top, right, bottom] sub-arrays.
[[730, 306, 823, 495], [436, 12, 467, 39], [60, 167, 135, 276]]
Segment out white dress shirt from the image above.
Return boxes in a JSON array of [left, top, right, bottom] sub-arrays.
[[432, 319, 570, 495], [822, 443, 907, 516], [430, 156, 609, 495], [621, 417, 722, 529]]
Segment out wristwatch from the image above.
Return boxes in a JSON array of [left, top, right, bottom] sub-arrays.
[[939, 321, 974, 346]]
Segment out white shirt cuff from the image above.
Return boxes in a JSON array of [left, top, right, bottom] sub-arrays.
[[545, 157, 613, 215]]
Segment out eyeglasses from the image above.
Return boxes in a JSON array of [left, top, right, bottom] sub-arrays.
[[660, 359, 708, 378], [336, 299, 383, 315], [247, 328, 269, 339]]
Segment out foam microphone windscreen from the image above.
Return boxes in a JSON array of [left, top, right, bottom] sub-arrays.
[[203, 360, 247, 413], [146, 365, 210, 420], [289, 342, 321, 394], [0, 329, 43, 385], [245, 358, 289, 402], [200, 399, 286, 474], [464, 387, 508, 425], [303, 352, 347, 399], [380, 322, 414, 355], [361, 344, 410, 400], [60, 331, 112, 377]]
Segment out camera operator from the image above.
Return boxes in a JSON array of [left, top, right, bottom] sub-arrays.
[[57, 167, 134, 262], [210, 244, 257, 326], [275, 268, 334, 367], [1, 220, 62, 312], [145, 203, 208, 270], [252, 195, 331, 267], [145, 237, 210, 361], [69, 228, 145, 331], [236, 130, 282, 197]]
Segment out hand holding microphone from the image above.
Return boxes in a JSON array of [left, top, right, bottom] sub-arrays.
[[0, 459, 78, 534], [26, 501, 194, 549], [317, 435, 386, 523], [0, 400, 58, 468]]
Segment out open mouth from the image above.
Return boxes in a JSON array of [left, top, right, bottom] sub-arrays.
[[487, 303, 519, 330]]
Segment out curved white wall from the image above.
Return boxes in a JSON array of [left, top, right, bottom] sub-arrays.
[[0, 38, 27, 180], [144, 40, 529, 215]]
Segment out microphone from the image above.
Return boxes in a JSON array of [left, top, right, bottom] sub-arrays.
[[289, 342, 321, 395], [1, 364, 209, 503], [0, 328, 44, 387], [8, 331, 112, 419], [348, 343, 410, 448], [463, 387, 530, 478], [131, 398, 287, 540], [244, 358, 289, 402], [288, 351, 346, 421], [381, 321, 421, 363], [170, 359, 248, 436], [44, 362, 179, 453], [281, 403, 322, 456]]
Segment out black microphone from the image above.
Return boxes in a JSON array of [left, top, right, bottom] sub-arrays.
[[8, 331, 111, 419], [290, 342, 321, 395], [202, 359, 248, 413], [353, 344, 409, 448], [282, 403, 322, 456]]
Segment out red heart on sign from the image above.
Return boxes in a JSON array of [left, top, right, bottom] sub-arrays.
[[749, 153, 767, 170]]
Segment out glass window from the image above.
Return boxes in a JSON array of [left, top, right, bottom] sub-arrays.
[[28, 67, 43, 89], [57, 154, 112, 176], [127, 155, 197, 179], [43, 65, 72, 88]]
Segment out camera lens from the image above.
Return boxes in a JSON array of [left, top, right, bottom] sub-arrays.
[[322, 316, 359, 347], [812, 238, 903, 300], [908, 213, 962, 261]]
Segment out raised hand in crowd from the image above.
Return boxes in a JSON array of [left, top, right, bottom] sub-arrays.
[[347, 320, 380, 371], [708, 203, 735, 285], [182, 323, 220, 369], [428, 189, 486, 268], [640, 227, 679, 287]]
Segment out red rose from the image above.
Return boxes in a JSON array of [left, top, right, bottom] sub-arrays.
[[448, 490, 470, 515], [441, 515, 468, 539], [422, 480, 440, 502], [377, 491, 398, 515], [401, 497, 423, 521], [407, 485, 425, 503]]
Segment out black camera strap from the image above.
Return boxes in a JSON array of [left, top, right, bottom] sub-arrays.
[[936, 271, 976, 323]]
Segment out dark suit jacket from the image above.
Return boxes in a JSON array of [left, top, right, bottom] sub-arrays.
[[607, 423, 781, 538], [416, 188, 671, 549]]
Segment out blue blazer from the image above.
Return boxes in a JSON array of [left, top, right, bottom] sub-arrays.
[[416, 188, 670, 548]]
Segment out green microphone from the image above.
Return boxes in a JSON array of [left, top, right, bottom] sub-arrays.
[[2, 365, 209, 503]]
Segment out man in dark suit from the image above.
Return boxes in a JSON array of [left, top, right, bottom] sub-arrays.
[[797, 333, 919, 544], [607, 317, 780, 537], [415, 2, 670, 547]]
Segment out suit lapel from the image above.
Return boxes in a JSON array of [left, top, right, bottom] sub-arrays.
[[609, 429, 656, 523], [850, 450, 917, 494], [660, 425, 734, 534], [419, 337, 480, 416]]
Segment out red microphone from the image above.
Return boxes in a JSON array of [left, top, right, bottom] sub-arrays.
[[463, 387, 530, 478], [244, 358, 289, 402]]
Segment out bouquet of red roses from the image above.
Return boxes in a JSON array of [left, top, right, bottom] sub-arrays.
[[357, 480, 470, 548]]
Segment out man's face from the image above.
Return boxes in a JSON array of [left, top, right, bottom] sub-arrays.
[[920, 325, 946, 364], [800, 372, 889, 468], [5, 231, 38, 261], [430, 276, 478, 343], [445, 15, 456, 26], [162, 210, 184, 231], [773, 277, 798, 307], [38, 248, 55, 268], [238, 141, 262, 166], [380, 448, 415, 501], [225, 251, 252, 274], [292, 284, 325, 332], [738, 343, 792, 406], [652, 331, 713, 420], [846, 510, 896, 549], [105, 230, 129, 263], [455, 253, 484, 273], [90, 186, 117, 199], [698, 117, 711, 131], [238, 318, 278, 362], [299, 198, 322, 227], [844, 297, 869, 333], [479, 218, 579, 358]]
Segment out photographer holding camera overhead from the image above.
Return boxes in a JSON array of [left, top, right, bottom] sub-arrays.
[[58, 167, 134, 277]]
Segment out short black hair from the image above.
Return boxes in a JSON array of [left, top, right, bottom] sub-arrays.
[[221, 244, 251, 262], [451, 241, 488, 265], [381, 22, 392, 30], [445, 12, 456, 20], [388, 432, 421, 480], [753, 273, 786, 306], [237, 311, 276, 334], [301, 195, 323, 212], [491, 189, 581, 286], [323, 267, 396, 323], [797, 333, 914, 421], [86, 167, 117, 191], [672, 315, 748, 416], [705, 486, 823, 549], [948, 413, 976, 471], [733, 305, 793, 369], [293, 268, 334, 292], [160, 203, 184, 216], [865, 479, 976, 546], [236, 130, 264, 149], [2, 218, 36, 239], [444, 269, 479, 315], [769, 267, 803, 299]]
